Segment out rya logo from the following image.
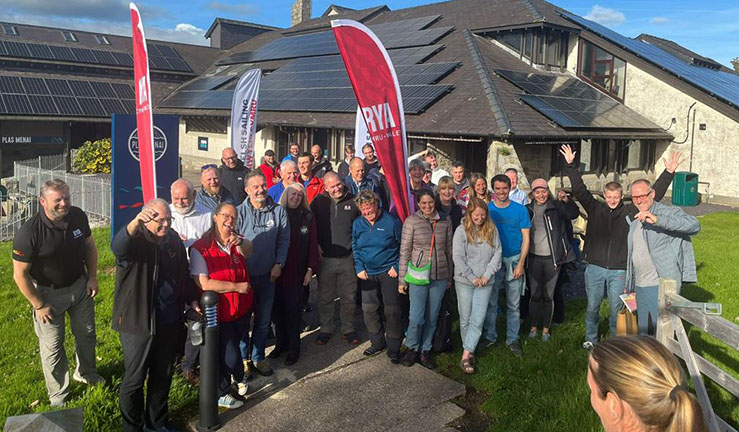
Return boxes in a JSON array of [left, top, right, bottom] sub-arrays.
[[362, 103, 396, 133]]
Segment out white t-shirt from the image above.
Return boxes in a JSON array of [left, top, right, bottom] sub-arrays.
[[431, 168, 450, 185], [170, 204, 212, 250]]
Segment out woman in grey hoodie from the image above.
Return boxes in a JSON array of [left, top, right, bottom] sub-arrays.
[[452, 198, 502, 374]]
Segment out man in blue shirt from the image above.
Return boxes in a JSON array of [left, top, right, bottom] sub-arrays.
[[505, 168, 529, 205], [268, 159, 299, 203], [484, 174, 531, 357], [281, 143, 300, 164]]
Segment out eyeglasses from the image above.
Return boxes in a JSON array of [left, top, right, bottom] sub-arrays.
[[151, 217, 172, 225], [631, 189, 653, 201], [223, 156, 238, 161], [201, 164, 217, 171]]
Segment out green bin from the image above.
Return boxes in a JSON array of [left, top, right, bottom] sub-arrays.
[[672, 171, 699, 207]]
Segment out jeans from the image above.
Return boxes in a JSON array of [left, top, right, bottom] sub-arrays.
[[484, 256, 525, 346], [239, 274, 275, 363], [405, 279, 447, 352], [636, 285, 659, 336], [584, 264, 626, 343], [456, 282, 493, 353], [219, 314, 250, 397]]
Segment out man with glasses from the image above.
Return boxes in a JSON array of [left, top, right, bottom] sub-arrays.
[[12, 179, 103, 407], [559, 145, 681, 347], [627, 179, 700, 336], [237, 171, 290, 377], [195, 166, 236, 213], [219, 148, 250, 205], [111, 198, 196, 431], [268, 159, 299, 202], [282, 143, 300, 164]]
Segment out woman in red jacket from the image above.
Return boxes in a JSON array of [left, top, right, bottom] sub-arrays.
[[190, 202, 253, 410], [270, 183, 320, 366]]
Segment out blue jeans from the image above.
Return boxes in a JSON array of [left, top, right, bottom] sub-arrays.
[[456, 282, 494, 353], [404, 279, 447, 352], [484, 257, 525, 346], [584, 264, 626, 343], [635, 285, 659, 336], [238, 274, 275, 362]]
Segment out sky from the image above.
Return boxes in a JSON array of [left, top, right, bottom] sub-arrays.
[[2, 0, 737, 68]]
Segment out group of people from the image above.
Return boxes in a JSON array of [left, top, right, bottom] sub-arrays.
[[11, 141, 704, 431]]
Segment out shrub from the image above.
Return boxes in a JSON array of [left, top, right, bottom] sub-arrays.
[[73, 138, 111, 174]]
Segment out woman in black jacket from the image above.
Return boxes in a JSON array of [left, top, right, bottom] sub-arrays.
[[525, 178, 579, 342]]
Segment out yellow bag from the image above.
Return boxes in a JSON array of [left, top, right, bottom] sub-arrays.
[[616, 308, 638, 336]]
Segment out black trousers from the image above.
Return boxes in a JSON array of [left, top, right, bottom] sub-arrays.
[[219, 313, 250, 397], [273, 286, 302, 357], [181, 331, 199, 373], [528, 255, 561, 330], [360, 273, 403, 353], [119, 324, 181, 432], [552, 267, 567, 324]]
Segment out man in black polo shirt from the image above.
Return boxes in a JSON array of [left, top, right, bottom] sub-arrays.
[[12, 179, 102, 407]]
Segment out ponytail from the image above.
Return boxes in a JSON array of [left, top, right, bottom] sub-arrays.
[[666, 388, 706, 432]]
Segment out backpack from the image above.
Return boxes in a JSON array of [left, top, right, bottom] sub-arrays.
[[432, 289, 453, 353]]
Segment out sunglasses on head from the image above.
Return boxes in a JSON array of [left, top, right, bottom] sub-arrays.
[[201, 164, 217, 171]]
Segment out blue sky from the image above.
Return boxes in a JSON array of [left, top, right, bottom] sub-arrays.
[[2, 0, 737, 67]]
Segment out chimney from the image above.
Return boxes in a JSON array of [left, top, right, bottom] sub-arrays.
[[291, 0, 312, 26]]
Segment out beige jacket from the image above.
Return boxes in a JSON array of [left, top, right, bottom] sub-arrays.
[[399, 210, 454, 284]]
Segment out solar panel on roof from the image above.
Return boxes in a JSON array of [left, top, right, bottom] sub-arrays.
[[92, 50, 116, 65], [4, 41, 30, 57], [111, 83, 135, 99], [27, 43, 54, 60], [111, 52, 134, 67], [0, 41, 7, 56], [0, 76, 23, 93], [99, 98, 126, 115], [90, 82, 117, 98], [147, 43, 163, 57], [45, 79, 73, 96], [49, 45, 76, 62], [496, 69, 606, 101], [0, 97, 6, 114], [2, 94, 32, 114], [28, 95, 58, 114], [71, 47, 96, 63], [156, 44, 179, 58], [180, 75, 237, 91], [77, 98, 106, 116], [519, 94, 661, 129], [21, 77, 50, 95], [165, 57, 191, 72], [561, 12, 739, 109], [68, 80, 96, 97], [149, 56, 172, 69], [53, 96, 83, 115]]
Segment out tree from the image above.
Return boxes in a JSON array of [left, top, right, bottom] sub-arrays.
[[72, 138, 112, 174], [732, 57, 739, 73]]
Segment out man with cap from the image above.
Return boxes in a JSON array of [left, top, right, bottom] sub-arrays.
[[257, 149, 281, 189]]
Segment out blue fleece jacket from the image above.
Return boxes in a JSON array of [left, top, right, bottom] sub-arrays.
[[352, 210, 402, 275], [236, 196, 290, 276]]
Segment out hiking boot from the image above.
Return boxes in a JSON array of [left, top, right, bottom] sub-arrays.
[[73, 372, 105, 386], [217, 394, 243, 409], [419, 351, 435, 369], [508, 341, 523, 358], [401, 349, 417, 367], [252, 360, 273, 376], [315, 332, 332, 345], [387, 350, 401, 364]]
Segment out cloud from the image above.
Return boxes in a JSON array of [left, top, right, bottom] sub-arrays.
[[3, 0, 168, 22], [649, 16, 669, 24], [174, 23, 205, 36], [584, 5, 626, 26], [207, 1, 258, 16]]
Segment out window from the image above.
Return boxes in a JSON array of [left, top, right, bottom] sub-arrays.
[[3, 24, 18, 36], [578, 39, 626, 100], [62, 31, 77, 42], [198, 137, 209, 151], [500, 30, 522, 51], [492, 27, 568, 68], [95, 35, 111, 45]]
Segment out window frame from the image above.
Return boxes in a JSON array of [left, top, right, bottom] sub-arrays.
[[95, 35, 111, 45], [62, 31, 78, 42], [577, 38, 627, 102], [3, 24, 18, 36]]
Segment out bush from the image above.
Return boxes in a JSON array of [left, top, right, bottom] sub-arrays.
[[73, 138, 111, 174]]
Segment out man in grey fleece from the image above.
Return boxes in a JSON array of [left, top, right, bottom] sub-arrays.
[[627, 179, 700, 336], [236, 171, 290, 376]]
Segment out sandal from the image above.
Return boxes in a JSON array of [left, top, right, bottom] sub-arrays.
[[459, 358, 475, 374]]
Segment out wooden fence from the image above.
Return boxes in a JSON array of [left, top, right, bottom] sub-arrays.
[[656, 279, 739, 432]]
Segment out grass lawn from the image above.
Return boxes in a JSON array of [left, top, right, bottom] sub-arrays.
[[0, 213, 737, 431]]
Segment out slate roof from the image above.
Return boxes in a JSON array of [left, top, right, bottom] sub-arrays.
[[205, 18, 281, 39]]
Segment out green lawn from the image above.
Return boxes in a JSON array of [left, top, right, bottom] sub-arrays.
[[0, 213, 737, 431]]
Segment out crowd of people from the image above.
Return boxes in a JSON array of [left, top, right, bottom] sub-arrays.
[[11, 142, 706, 431]]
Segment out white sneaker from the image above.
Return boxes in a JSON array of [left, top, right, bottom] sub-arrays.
[[582, 341, 595, 350], [73, 372, 105, 386], [237, 379, 248, 396], [217, 394, 244, 409]]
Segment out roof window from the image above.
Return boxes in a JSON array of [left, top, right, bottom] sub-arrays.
[[62, 31, 78, 42], [95, 35, 111, 45], [3, 24, 18, 36]]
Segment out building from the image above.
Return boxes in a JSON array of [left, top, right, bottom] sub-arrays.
[[0, 21, 221, 176], [157, 0, 739, 204]]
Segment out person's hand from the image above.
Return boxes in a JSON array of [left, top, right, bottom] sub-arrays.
[[356, 270, 368, 280], [303, 268, 313, 286], [224, 233, 242, 247], [513, 263, 525, 280], [236, 281, 251, 294], [479, 276, 489, 286], [270, 264, 282, 282], [34, 304, 54, 324], [190, 301, 202, 314], [180, 233, 187, 241], [398, 284, 408, 294], [387, 267, 398, 278], [559, 144, 576, 164], [87, 277, 99, 299], [136, 207, 158, 224], [471, 277, 480, 287], [635, 211, 658, 225], [663, 151, 684, 174], [557, 189, 569, 202]]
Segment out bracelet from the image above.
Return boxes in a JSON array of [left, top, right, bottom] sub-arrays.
[[34, 302, 46, 310]]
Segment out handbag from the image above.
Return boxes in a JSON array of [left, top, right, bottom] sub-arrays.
[[404, 220, 437, 286], [616, 308, 638, 336]]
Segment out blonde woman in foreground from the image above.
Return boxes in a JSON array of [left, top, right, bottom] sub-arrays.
[[587, 335, 707, 432]]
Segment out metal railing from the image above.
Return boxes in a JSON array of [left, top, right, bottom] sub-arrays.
[[656, 279, 739, 432], [0, 191, 38, 242]]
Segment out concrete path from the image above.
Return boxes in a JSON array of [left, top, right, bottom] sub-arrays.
[[193, 285, 466, 432]]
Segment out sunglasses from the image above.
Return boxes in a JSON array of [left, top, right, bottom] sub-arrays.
[[201, 164, 217, 171]]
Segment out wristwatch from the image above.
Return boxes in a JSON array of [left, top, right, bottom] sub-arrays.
[[277, 262, 285, 269]]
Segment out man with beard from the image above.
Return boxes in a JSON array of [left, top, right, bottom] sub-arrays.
[[13, 179, 103, 407], [111, 198, 196, 431], [219, 148, 250, 205], [257, 149, 281, 189], [236, 171, 290, 377], [311, 144, 333, 179], [169, 178, 212, 386], [195, 166, 236, 213], [282, 143, 300, 164]]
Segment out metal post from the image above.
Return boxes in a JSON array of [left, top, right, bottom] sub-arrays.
[[37, 156, 42, 193], [197, 291, 221, 431]]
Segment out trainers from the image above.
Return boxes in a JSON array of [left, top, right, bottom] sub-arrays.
[[217, 394, 244, 409], [582, 341, 596, 350], [401, 349, 417, 367], [527, 329, 538, 339], [541, 333, 551, 342], [237, 379, 248, 396], [315, 332, 332, 345], [72, 372, 105, 386], [344, 332, 361, 345], [252, 360, 273, 376], [387, 350, 401, 364], [508, 341, 523, 358], [50, 399, 66, 408], [482, 338, 496, 348]]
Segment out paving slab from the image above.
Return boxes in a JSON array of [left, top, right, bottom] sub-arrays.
[[3, 408, 83, 432]]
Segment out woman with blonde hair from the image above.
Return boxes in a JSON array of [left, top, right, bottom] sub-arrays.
[[587, 335, 707, 432], [458, 173, 493, 209], [452, 198, 502, 373]]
